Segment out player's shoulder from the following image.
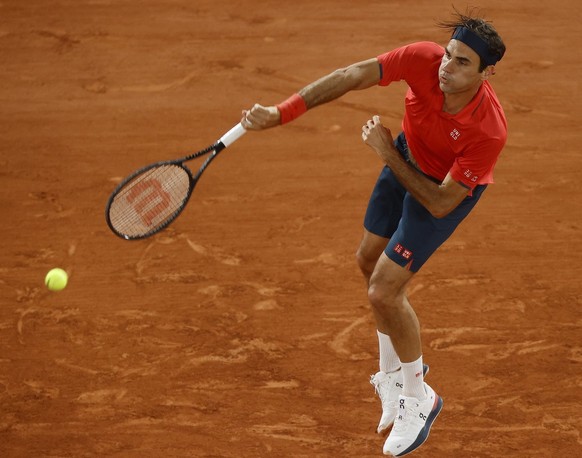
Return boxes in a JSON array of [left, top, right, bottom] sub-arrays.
[[379, 41, 443, 61], [377, 41, 443, 86], [404, 41, 445, 58], [409, 41, 445, 52], [379, 41, 443, 68], [482, 82, 504, 109], [471, 82, 507, 141], [481, 82, 506, 122]]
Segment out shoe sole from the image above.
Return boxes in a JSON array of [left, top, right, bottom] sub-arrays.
[[394, 393, 444, 456], [377, 364, 430, 436]]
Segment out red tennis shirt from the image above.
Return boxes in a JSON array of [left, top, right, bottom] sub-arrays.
[[377, 41, 507, 189]]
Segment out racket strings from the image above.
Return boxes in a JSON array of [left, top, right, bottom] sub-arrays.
[[108, 164, 191, 238]]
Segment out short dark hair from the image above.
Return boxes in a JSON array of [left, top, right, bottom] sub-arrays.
[[438, 8, 506, 72]]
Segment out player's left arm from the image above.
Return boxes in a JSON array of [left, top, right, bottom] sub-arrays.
[[362, 115, 469, 218], [380, 155, 469, 219]]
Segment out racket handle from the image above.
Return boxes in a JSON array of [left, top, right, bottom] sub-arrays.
[[219, 123, 246, 148]]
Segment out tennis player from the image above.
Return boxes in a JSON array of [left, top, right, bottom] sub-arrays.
[[241, 10, 506, 456]]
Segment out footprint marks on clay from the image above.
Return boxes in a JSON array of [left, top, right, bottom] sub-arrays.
[[262, 380, 300, 389], [26, 191, 77, 220], [129, 233, 304, 312], [85, 68, 202, 94], [76, 388, 128, 404], [186, 238, 241, 266], [245, 281, 284, 311], [249, 414, 322, 444], [327, 312, 374, 361], [433, 274, 491, 287], [426, 327, 560, 360], [134, 234, 243, 271], [294, 252, 347, 267], [286, 215, 321, 234], [54, 358, 102, 375], [196, 281, 285, 311], [15, 306, 82, 344], [185, 337, 287, 368], [132, 235, 241, 283], [569, 346, 582, 363], [86, 55, 253, 95], [23, 380, 60, 399]]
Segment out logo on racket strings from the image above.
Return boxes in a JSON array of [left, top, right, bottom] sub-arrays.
[[126, 179, 171, 226]]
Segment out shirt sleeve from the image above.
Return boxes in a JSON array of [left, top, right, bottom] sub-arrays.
[[449, 137, 505, 189], [377, 42, 444, 89]]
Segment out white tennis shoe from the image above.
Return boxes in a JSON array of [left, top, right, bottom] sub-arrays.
[[370, 364, 429, 435], [382, 382, 443, 456]]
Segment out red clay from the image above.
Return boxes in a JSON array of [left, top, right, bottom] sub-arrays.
[[1, 1, 580, 456]]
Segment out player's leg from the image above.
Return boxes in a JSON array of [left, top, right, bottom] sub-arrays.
[[362, 132, 441, 436], [378, 187, 488, 455], [367, 250, 434, 435], [355, 229, 389, 285], [368, 255, 419, 362], [358, 228, 415, 434], [359, 161, 409, 434], [370, 242, 442, 456]]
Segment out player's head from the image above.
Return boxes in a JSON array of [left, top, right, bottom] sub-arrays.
[[438, 9, 506, 73], [436, 9, 505, 94]]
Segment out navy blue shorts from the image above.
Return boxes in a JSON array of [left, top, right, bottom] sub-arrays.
[[363, 132, 487, 272]]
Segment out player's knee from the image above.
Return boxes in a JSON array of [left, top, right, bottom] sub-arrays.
[[367, 280, 400, 315], [355, 247, 371, 275], [355, 244, 380, 278]]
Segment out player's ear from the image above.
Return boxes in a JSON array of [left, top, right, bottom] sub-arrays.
[[481, 65, 495, 81]]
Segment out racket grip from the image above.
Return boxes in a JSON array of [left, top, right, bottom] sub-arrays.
[[219, 123, 246, 147]]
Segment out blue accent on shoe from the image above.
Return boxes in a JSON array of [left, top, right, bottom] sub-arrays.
[[396, 395, 443, 456]]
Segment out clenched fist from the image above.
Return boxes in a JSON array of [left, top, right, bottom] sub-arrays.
[[241, 104, 281, 130]]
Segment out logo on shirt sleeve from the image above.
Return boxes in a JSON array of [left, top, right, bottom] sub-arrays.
[[463, 169, 479, 182]]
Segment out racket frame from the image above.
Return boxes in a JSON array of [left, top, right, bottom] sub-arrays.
[[105, 123, 245, 240]]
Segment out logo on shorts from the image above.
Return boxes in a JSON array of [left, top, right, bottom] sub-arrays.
[[394, 244, 413, 260], [450, 128, 460, 140]]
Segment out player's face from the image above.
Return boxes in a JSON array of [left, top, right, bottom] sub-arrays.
[[438, 39, 486, 94]]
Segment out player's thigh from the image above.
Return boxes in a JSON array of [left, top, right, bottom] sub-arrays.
[[370, 252, 415, 298], [357, 229, 389, 265], [385, 186, 487, 272], [363, 165, 406, 239]]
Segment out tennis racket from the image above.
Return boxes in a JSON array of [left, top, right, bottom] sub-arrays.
[[105, 123, 246, 240]]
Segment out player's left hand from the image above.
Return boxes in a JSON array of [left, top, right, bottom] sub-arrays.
[[362, 115, 397, 163]]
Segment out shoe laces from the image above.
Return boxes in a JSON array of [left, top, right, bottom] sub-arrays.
[[370, 373, 396, 409], [393, 399, 420, 433]]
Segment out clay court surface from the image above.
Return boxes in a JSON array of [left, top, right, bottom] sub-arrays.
[[1, 0, 581, 456]]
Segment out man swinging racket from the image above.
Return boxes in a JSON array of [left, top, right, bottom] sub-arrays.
[[241, 10, 506, 456]]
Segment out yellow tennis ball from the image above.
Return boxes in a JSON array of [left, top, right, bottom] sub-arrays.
[[45, 268, 68, 291]]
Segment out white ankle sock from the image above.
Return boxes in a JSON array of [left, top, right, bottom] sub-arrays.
[[401, 356, 427, 400], [377, 330, 401, 373]]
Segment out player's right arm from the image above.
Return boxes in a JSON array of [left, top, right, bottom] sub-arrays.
[[241, 58, 381, 130]]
